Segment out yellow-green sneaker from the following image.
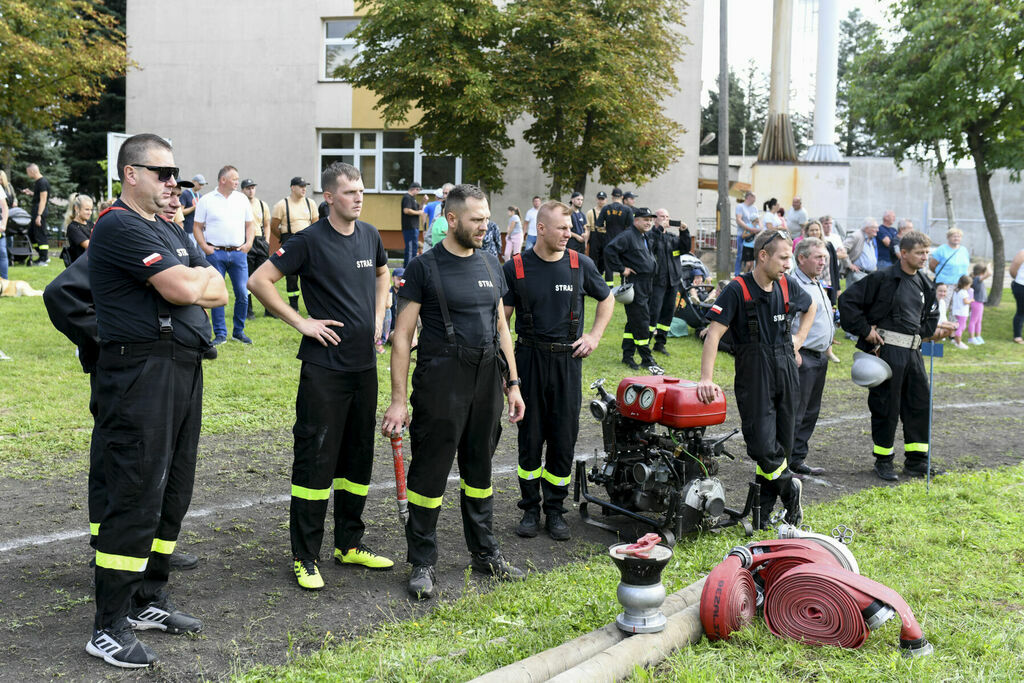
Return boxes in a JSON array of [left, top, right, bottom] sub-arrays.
[[293, 558, 324, 590], [334, 545, 394, 571]]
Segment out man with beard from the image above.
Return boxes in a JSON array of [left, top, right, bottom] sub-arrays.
[[248, 162, 394, 590], [383, 184, 526, 600], [697, 229, 815, 527]]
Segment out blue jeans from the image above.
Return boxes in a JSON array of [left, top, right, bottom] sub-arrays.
[[524, 234, 537, 251], [207, 249, 249, 338], [0, 232, 7, 279], [402, 228, 419, 267]]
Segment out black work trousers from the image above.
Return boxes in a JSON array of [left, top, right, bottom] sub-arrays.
[[733, 341, 798, 474], [406, 345, 503, 567], [515, 344, 582, 515], [91, 340, 203, 631], [622, 275, 654, 360], [649, 279, 676, 346], [290, 364, 377, 561], [30, 218, 49, 261], [589, 232, 609, 284], [280, 233, 300, 309], [792, 349, 829, 466], [868, 344, 930, 468]]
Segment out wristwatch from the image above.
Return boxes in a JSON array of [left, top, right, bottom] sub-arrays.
[[507, 378, 522, 387]]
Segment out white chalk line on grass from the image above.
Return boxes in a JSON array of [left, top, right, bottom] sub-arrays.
[[0, 464, 519, 554], [4, 398, 1024, 554]]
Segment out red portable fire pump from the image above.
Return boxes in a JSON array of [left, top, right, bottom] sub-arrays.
[[575, 376, 761, 545]]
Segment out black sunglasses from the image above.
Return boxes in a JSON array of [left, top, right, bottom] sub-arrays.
[[760, 229, 787, 251], [131, 164, 179, 182]]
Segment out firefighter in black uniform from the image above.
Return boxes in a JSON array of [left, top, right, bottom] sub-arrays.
[[502, 201, 613, 541], [697, 229, 816, 526], [586, 191, 608, 283], [85, 134, 228, 669], [839, 230, 955, 481], [595, 188, 634, 284], [649, 209, 691, 356], [249, 162, 395, 591], [604, 207, 662, 373], [383, 184, 527, 601]]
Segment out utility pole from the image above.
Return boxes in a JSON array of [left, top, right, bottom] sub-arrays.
[[715, 0, 732, 279]]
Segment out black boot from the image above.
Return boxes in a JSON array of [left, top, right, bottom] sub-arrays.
[[639, 350, 663, 375], [756, 476, 778, 529], [653, 341, 670, 356], [873, 458, 898, 482], [777, 475, 803, 526], [622, 354, 641, 371]]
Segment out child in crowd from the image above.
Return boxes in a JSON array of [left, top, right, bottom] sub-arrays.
[[951, 274, 973, 350], [935, 283, 950, 324], [967, 262, 989, 345], [379, 267, 405, 352]]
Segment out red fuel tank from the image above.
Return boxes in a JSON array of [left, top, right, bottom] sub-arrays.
[[616, 376, 727, 428]]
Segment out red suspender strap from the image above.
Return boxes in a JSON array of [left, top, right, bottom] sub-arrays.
[[779, 275, 790, 313], [97, 206, 127, 220], [734, 274, 753, 302], [568, 249, 579, 269], [513, 253, 525, 279]]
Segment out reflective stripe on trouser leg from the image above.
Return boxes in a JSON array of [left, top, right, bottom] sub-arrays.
[[290, 364, 377, 560], [92, 347, 201, 630], [407, 346, 503, 566]]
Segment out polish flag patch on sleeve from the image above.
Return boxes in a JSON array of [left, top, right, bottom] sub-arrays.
[[710, 304, 723, 315], [142, 252, 163, 266], [275, 247, 285, 256]]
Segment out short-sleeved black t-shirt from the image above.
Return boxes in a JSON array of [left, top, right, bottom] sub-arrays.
[[706, 273, 812, 345], [66, 221, 93, 262], [270, 218, 387, 372], [401, 194, 419, 232], [32, 177, 51, 218], [502, 250, 610, 342], [400, 244, 506, 350], [89, 199, 213, 347]]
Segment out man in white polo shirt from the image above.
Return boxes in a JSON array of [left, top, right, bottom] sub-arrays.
[[194, 164, 255, 344]]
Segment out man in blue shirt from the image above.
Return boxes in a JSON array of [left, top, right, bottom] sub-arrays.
[[876, 210, 898, 268]]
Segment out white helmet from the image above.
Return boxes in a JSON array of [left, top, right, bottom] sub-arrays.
[[851, 351, 893, 388], [612, 282, 635, 304]]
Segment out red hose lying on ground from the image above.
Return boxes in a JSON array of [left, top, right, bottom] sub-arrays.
[[700, 539, 933, 656], [765, 564, 931, 655]]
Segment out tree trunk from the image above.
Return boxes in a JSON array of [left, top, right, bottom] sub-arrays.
[[932, 141, 955, 230], [967, 131, 1004, 307]]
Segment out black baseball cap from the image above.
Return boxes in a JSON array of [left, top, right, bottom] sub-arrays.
[[611, 187, 623, 197], [240, 178, 257, 189], [623, 191, 639, 200], [596, 191, 607, 199], [176, 179, 195, 189], [409, 182, 422, 191], [290, 177, 309, 187], [633, 207, 656, 218]]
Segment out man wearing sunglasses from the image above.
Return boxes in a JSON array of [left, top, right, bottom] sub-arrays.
[[193, 165, 256, 345], [85, 134, 228, 669], [697, 228, 817, 529]]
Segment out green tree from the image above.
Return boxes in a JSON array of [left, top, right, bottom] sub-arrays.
[[336, 0, 516, 191], [852, 0, 1024, 305], [57, 0, 127, 196], [507, 0, 685, 197], [836, 8, 887, 156], [0, 0, 125, 173]]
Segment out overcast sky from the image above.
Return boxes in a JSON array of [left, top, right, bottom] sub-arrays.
[[699, 0, 896, 114]]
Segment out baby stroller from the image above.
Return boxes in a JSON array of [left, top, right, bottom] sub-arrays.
[[674, 254, 713, 332], [5, 207, 35, 265]]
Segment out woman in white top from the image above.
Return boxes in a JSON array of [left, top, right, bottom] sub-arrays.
[[504, 206, 524, 260], [762, 198, 783, 233]]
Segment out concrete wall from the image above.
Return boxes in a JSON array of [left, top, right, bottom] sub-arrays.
[[698, 155, 1024, 260]]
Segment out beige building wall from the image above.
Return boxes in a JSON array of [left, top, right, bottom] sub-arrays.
[[126, 0, 703, 246]]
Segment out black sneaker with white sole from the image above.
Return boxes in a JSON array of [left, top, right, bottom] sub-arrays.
[[128, 600, 203, 634], [86, 625, 157, 669]]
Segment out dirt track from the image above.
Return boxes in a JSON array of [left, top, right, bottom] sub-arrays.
[[1, 369, 1021, 681]]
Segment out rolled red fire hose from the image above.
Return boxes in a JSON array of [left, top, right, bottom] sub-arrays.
[[764, 564, 931, 655], [389, 431, 409, 525], [700, 540, 932, 656]]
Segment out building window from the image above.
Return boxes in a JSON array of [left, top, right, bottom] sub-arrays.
[[318, 131, 462, 193], [323, 18, 360, 81]]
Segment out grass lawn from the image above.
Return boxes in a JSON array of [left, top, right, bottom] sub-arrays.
[[236, 464, 1024, 682]]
